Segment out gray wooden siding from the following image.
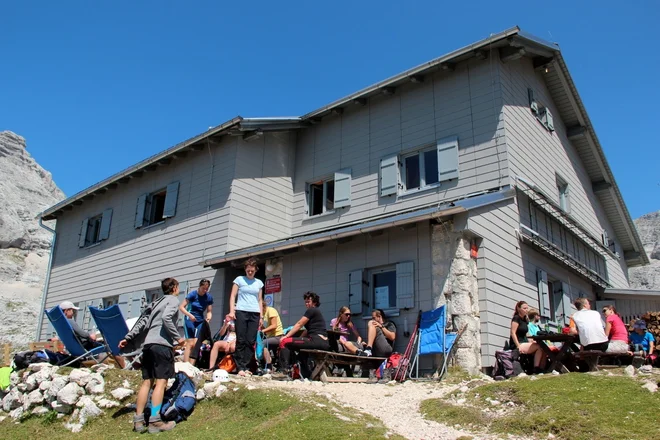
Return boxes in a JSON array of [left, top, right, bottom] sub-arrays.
[[226, 132, 295, 251], [38, 137, 239, 340], [273, 222, 433, 357], [498, 56, 629, 289], [468, 199, 595, 366], [292, 58, 509, 236]]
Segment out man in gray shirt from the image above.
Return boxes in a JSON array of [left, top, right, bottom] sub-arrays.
[[60, 301, 100, 349]]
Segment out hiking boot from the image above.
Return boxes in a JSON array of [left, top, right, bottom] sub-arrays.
[[360, 348, 372, 357], [366, 369, 378, 384], [133, 414, 147, 433], [377, 368, 392, 384], [148, 416, 176, 434]]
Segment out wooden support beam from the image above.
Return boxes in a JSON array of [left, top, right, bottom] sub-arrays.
[[64, 206, 73, 211], [158, 158, 171, 166], [82, 194, 95, 201], [336, 236, 353, 244], [107, 183, 118, 190], [474, 50, 488, 60], [118, 177, 131, 184], [409, 75, 425, 83], [353, 98, 367, 106], [440, 63, 455, 72], [592, 180, 612, 193], [145, 165, 157, 171], [96, 187, 108, 194], [191, 144, 205, 151], [172, 151, 188, 159], [566, 125, 586, 140], [303, 242, 324, 251], [500, 47, 526, 63], [331, 107, 344, 115], [381, 87, 396, 96], [73, 200, 83, 206], [533, 56, 554, 71], [309, 117, 323, 124], [281, 248, 299, 255], [368, 230, 384, 238], [624, 251, 641, 260]]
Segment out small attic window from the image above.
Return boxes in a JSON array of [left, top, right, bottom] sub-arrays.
[[528, 88, 554, 133]]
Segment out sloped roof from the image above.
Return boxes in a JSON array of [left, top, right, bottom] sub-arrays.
[[38, 27, 647, 266]]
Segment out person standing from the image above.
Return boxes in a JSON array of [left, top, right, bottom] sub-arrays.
[[179, 279, 213, 363], [120, 277, 183, 434], [226, 258, 263, 377], [569, 298, 608, 351]]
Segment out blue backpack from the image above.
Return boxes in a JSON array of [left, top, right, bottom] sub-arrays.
[[160, 372, 197, 423]]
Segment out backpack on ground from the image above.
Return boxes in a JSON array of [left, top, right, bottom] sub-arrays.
[[376, 352, 402, 379], [12, 350, 50, 370], [493, 349, 522, 379], [160, 372, 196, 423], [217, 355, 236, 373]]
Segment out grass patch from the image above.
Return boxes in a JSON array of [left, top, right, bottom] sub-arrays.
[[0, 383, 398, 440], [441, 365, 480, 384], [422, 373, 660, 440]]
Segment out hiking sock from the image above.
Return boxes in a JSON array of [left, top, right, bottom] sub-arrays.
[[151, 404, 162, 416]]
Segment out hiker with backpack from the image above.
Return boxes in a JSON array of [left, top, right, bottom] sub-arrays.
[[510, 301, 546, 374], [119, 277, 184, 434]]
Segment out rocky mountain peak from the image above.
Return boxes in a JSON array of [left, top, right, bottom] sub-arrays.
[[629, 210, 660, 290]]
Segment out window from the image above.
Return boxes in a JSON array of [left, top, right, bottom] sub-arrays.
[[135, 181, 180, 229], [556, 175, 569, 212], [401, 148, 439, 191], [528, 88, 554, 132], [146, 287, 164, 303], [308, 179, 334, 216], [370, 267, 397, 310], [85, 214, 103, 246], [78, 208, 113, 248], [380, 136, 458, 197], [103, 295, 119, 308]]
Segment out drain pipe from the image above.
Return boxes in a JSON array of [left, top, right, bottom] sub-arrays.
[[36, 217, 56, 340]]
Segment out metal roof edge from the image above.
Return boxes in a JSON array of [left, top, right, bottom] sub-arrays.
[[39, 116, 244, 219], [200, 186, 514, 267], [552, 54, 649, 266], [603, 288, 660, 298], [300, 26, 522, 120]]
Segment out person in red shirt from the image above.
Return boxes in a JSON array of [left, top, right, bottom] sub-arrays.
[[602, 305, 628, 353]]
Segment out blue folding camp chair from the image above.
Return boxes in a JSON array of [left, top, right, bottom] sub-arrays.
[[409, 305, 461, 379], [88, 304, 143, 369], [45, 305, 108, 367]]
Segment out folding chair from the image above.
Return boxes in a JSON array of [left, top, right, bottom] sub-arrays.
[[88, 304, 142, 369], [409, 305, 462, 379], [45, 305, 108, 367]]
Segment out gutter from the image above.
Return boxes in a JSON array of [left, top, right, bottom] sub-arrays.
[[35, 217, 56, 340]]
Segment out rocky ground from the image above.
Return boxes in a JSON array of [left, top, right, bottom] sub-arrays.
[[0, 131, 64, 349]]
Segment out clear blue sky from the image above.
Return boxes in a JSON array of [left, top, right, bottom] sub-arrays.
[[2, 1, 658, 218]]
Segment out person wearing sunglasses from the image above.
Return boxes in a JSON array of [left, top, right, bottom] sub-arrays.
[[330, 306, 364, 355]]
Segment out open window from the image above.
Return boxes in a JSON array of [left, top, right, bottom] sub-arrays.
[[135, 181, 180, 229], [350, 261, 414, 316], [556, 175, 570, 213], [306, 169, 351, 217], [78, 208, 113, 248]]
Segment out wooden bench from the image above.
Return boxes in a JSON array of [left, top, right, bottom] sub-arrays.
[[29, 341, 65, 353], [300, 349, 387, 383], [572, 351, 634, 371], [0, 343, 12, 366]]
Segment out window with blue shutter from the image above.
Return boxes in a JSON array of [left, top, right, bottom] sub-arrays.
[[561, 282, 574, 325], [349, 270, 364, 315], [380, 155, 398, 197], [437, 136, 459, 182], [78, 218, 89, 248], [537, 269, 551, 318], [333, 169, 352, 209], [135, 181, 180, 228], [135, 194, 148, 229]]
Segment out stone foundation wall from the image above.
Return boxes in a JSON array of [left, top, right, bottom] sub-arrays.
[[431, 221, 481, 374]]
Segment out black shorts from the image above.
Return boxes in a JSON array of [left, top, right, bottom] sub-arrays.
[[141, 344, 175, 380]]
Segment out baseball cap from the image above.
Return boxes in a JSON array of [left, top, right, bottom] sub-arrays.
[[59, 301, 80, 311], [633, 320, 647, 330]]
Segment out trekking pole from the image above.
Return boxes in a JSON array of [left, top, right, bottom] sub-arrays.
[[394, 310, 421, 382]]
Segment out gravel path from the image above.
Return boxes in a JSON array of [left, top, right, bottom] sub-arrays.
[[232, 376, 515, 440]]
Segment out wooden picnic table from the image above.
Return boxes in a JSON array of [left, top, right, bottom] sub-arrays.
[[300, 349, 387, 383], [326, 329, 350, 352], [530, 333, 580, 373]]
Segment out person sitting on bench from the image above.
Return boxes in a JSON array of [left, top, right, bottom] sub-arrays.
[[629, 320, 655, 357], [330, 306, 364, 355], [602, 305, 629, 353], [207, 318, 237, 371], [361, 309, 396, 358], [261, 301, 284, 367], [569, 298, 608, 351], [273, 291, 330, 379]]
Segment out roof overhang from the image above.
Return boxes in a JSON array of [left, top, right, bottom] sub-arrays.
[[603, 288, 660, 299], [200, 186, 515, 268]]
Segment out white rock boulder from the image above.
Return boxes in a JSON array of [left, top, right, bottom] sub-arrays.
[[97, 398, 120, 409], [110, 388, 134, 401], [85, 373, 105, 394], [2, 389, 23, 412], [175, 362, 204, 387], [57, 382, 84, 406], [9, 406, 24, 421], [24, 389, 45, 409], [69, 369, 92, 387]]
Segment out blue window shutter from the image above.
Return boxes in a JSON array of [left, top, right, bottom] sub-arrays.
[[177, 281, 189, 327], [135, 194, 148, 229], [349, 270, 364, 315], [602, 230, 608, 247], [379, 155, 398, 197], [437, 136, 459, 182], [163, 181, 180, 219], [78, 218, 89, 248], [74, 301, 86, 329], [99, 208, 113, 241], [129, 291, 147, 319], [561, 282, 574, 325], [334, 168, 352, 209], [118, 293, 131, 318], [396, 261, 415, 309], [537, 269, 551, 318]]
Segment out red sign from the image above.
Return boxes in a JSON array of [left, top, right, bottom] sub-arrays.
[[265, 276, 282, 294]]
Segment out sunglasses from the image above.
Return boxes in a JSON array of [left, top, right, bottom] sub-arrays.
[[343, 313, 351, 317]]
